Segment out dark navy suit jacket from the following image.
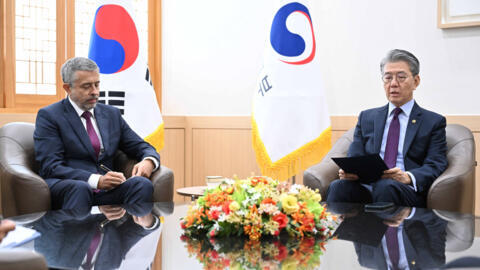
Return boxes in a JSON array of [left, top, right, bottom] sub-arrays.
[[32, 207, 157, 269], [348, 102, 447, 196], [34, 98, 160, 188], [354, 208, 447, 270]]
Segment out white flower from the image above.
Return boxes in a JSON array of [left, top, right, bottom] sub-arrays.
[[251, 192, 261, 201], [258, 204, 279, 215], [218, 213, 227, 222], [237, 210, 247, 216], [289, 184, 302, 194], [210, 205, 222, 212]]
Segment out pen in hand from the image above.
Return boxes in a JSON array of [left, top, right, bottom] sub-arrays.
[[100, 164, 129, 183], [99, 164, 113, 173]]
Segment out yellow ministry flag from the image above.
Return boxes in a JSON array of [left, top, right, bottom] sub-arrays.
[[252, 1, 331, 180], [88, 0, 164, 151]]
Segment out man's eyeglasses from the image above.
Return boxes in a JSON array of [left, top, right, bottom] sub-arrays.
[[382, 72, 409, 84]]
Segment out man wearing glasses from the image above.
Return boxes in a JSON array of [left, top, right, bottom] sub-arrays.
[[326, 49, 448, 207]]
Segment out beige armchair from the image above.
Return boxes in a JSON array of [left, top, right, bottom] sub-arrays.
[[304, 124, 476, 214], [0, 122, 174, 218], [0, 249, 47, 270]]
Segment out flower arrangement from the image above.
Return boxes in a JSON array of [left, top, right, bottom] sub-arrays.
[[180, 176, 338, 241], [180, 233, 329, 270]]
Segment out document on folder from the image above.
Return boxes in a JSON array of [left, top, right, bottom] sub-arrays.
[[332, 154, 389, 184], [0, 225, 41, 249]]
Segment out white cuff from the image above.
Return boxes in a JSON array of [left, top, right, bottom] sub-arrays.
[[144, 157, 159, 171], [90, 206, 101, 214], [142, 215, 160, 230], [88, 174, 102, 189], [406, 171, 417, 192], [406, 207, 416, 219]]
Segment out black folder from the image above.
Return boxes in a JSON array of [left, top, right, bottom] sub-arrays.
[[333, 211, 387, 247], [332, 154, 388, 184]]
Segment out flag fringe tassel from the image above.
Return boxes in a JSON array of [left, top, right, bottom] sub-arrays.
[[145, 123, 165, 151], [251, 118, 331, 181]]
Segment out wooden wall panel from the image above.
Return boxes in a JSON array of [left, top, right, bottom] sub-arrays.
[[191, 128, 260, 186], [159, 128, 185, 202], [474, 132, 480, 216], [0, 113, 36, 126]]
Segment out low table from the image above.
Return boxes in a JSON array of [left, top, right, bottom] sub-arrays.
[[176, 186, 207, 200], [10, 203, 480, 270]]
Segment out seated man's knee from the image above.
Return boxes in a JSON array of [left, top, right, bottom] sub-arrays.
[[372, 179, 402, 202], [57, 180, 91, 195], [327, 179, 372, 203], [53, 180, 93, 209], [328, 179, 358, 193], [121, 176, 153, 203], [127, 176, 153, 192], [327, 179, 357, 201]]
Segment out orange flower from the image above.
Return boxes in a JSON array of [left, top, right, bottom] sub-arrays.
[[251, 176, 268, 186], [244, 224, 261, 241], [261, 197, 276, 205], [204, 192, 229, 207], [291, 211, 304, 225], [250, 204, 258, 215]]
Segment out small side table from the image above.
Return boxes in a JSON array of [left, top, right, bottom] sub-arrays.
[[176, 186, 207, 200]]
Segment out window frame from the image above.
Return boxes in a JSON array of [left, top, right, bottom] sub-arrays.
[[0, 0, 162, 113]]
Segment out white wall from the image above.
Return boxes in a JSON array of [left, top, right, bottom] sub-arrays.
[[162, 0, 480, 116]]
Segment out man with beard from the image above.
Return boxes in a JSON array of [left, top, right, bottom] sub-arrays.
[[34, 57, 160, 209]]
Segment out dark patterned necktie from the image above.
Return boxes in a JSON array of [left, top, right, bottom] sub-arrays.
[[385, 226, 400, 270], [83, 226, 102, 269], [384, 108, 402, 168], [82, 111, 101, 158]]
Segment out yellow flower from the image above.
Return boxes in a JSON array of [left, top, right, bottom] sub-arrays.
[[229, 201, 240, 211], [281, 194, 299, 215], [281, 258, 297, 270], [313, 193, 322, 202]]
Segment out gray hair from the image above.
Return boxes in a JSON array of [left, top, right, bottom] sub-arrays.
[[380, 49, 420, 76], [61, 57, 99, 86]]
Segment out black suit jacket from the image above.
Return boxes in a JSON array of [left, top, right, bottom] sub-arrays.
[[34, 98, 160, 188], [348, 102, 448, 195]]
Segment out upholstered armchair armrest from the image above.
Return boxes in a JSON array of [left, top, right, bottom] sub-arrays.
[[9, 211, 46, 226], [303, 159, 340, 199], [114, 151, 174, 202], [427, 125, 476, 214], [150, 166, 174, 202], [303, 128, 355, 199], [0, 164, 50, 218], [152, 201, 174, 217], [0, 249, 47, 270], [433, 209, 475, 252], [0, 132, 50, 218], [427, 165, 475, 214]]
